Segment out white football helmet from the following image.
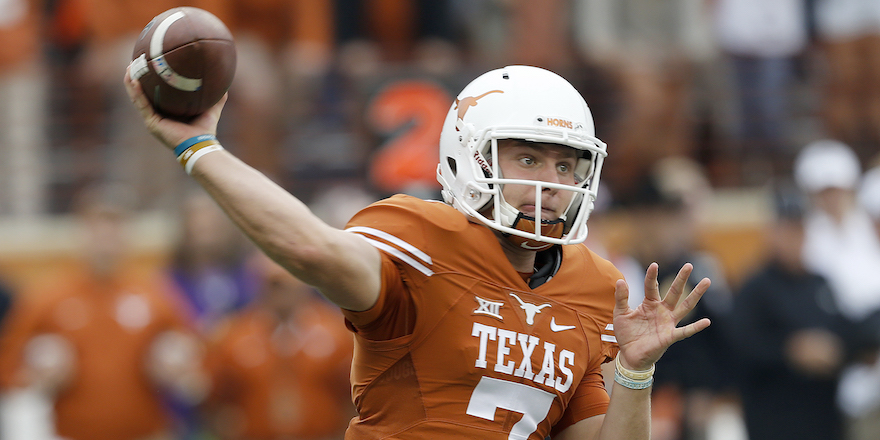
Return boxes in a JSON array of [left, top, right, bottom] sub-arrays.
[[437, 65, 607, 249]]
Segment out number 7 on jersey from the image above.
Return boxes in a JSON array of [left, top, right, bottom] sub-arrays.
[[467, 376, 556, 440]]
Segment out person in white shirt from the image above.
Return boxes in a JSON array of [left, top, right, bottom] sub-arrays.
[[795, 139, 880, 440]]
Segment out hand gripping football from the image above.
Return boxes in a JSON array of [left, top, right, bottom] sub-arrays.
[[130, 7, 236, 120]]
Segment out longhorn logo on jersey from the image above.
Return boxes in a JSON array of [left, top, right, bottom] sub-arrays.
[[510, 293, 551, 325]]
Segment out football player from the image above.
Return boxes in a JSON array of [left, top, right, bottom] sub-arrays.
[[124, 64, 711, 440]]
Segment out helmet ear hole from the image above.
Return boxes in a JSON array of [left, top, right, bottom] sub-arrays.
[[447, 157, 457, 176]]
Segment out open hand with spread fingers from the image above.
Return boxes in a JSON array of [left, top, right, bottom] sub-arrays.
[[612, 262, 712, 372]]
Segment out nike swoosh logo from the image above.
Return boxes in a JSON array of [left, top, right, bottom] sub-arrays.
[[550, 317, 576, 332]]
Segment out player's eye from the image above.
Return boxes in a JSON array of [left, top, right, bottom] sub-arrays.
[[519, 156, 535, 166]]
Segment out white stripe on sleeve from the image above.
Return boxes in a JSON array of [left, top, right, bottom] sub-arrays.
[[346, 226, 432, 265], [356, 236, 434, 277]]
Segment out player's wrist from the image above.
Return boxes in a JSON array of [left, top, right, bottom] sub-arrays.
[[615, 353, 654, 378], [174, 134, 224, 175], [614, 353, 654, 390]]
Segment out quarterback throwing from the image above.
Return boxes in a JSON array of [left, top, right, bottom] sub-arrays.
[[124, 64, 711, 440]]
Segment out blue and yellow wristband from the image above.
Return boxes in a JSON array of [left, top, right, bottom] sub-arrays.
[[175, 134, 224, 175]]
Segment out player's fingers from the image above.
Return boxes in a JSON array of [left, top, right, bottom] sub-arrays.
[[673, 277, 711, 322], [123, 66, 142, 103], [613, 279, 631, 313], [643, 262, 661, 301], [673, 317, 711, 342], [663, 263, 693, 307], [124, 67, 157, 120]]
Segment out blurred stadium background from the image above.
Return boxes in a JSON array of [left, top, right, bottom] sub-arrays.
[[1, 0, 839, 290]]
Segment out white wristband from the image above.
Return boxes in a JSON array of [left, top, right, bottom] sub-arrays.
[[182, 144, 224, 175], [615, 353, 655, 380]]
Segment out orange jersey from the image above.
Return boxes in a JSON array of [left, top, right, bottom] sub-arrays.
[[343, 195, 621, 440], [0, 265, 191, 440], [206, 300, 354, 439]]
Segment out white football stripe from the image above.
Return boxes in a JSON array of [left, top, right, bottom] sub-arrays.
[[149, 10, 203, 92], [605, 324, 613, 331], [601, 335, 617, 343], [346, 226, 432, 265], [150, 11, 183, 58], [129, 54, 149, 80], [358, 237, 434, 277]]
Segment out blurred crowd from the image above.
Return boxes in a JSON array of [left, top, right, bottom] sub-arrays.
[[0, 0, 880, 439]]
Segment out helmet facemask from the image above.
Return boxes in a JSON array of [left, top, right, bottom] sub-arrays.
[[461, 133, 604, 249]]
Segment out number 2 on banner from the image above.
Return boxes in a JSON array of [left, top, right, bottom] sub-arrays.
[[366, 80, 451, 193], [466, 376, 556, 440]]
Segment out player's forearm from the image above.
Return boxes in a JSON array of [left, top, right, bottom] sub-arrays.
[[189, 149, 318, 255], [186, 149, 381, 309], [597, 384, 651, 440]]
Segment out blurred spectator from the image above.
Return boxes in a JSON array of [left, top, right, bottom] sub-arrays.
[[711, 0, 810, 183], [571, 0, 715, 197], [0, 184, 208, 440], [794, 140, 880, 440], [0, 0, 47, 217], [813, 0, 880, 161], [794, 140, 880, 322], [169, 191, 257, 335], [203, 251, 353, 440], [726, 184, 850, 440], [622, 157, 735, 440]]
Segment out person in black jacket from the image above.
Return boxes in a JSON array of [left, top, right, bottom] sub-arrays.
[[726, 185, 851, 440]]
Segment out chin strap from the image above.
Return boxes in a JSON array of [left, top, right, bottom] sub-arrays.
[[504, 213, 565, 251]]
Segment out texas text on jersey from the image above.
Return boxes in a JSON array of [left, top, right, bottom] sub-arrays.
[[342, 195, 620, 439]]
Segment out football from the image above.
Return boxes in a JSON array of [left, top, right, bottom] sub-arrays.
[[130, 7, 236, 120]]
